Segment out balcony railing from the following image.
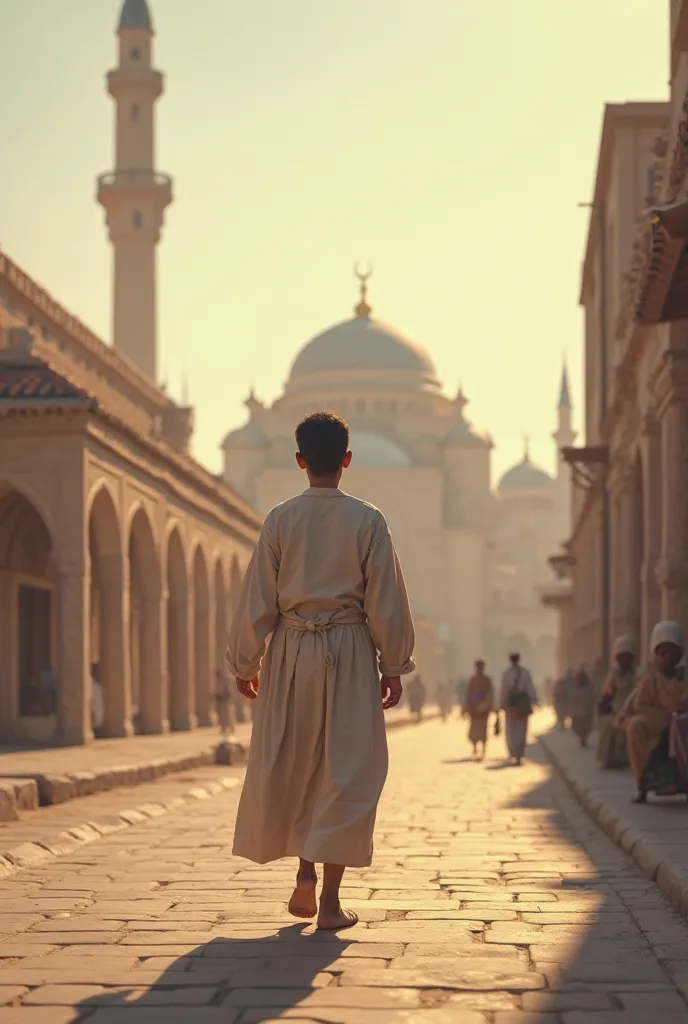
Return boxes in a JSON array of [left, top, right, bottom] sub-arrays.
[[97, 170, 173, 192]]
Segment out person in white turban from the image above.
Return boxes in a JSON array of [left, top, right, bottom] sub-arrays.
[[596, 635, 638, 768], [621, 622, 687, 803]]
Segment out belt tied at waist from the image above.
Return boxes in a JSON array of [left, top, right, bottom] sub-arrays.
[[279, 611, 367, 633], [279, 611, 367, 668]]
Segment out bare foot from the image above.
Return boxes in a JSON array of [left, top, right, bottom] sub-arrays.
[[288, 869, 318, 919], [317, 906, 359, 931]]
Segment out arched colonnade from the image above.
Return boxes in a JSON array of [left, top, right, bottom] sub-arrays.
[[0, 475, 246, 745]]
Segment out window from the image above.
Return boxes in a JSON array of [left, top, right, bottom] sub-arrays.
[[133, 211, 143, 229], [131, 104, 140, 122], [130, 47, 141, 60]]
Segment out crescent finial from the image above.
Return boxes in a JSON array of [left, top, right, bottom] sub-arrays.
[[353, 261, 373, 316]]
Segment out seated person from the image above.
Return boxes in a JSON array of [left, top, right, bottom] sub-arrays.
[[622, 621, 688, 803]]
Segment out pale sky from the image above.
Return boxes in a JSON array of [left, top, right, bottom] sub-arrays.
[[0, 0, 668, 481]]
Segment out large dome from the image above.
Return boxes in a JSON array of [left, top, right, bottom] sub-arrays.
[[499, 455, 552, 492], [287, 312, 440, 390], [349, 430, 411, 469]]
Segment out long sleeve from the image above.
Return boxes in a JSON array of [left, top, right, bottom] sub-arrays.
[[522, 669, 537, 704], [363, 525, 415, 677], [499, 670, 510, 710], [225, 518, 280, 680]]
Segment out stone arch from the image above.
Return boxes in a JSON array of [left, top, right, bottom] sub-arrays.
[[0, 475, 56, 549], [167, 526, 193, 730], [0, 482, 57, 740], [192, 544, 212, 726], [88, 484, 131, 737], [128, 505, 163, 733]]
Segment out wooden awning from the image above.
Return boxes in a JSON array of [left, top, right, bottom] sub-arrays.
[[562, 445, 607, 490], [635, 200, 688, 324]]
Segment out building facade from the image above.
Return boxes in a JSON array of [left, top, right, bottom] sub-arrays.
[[562, 78, 683, 667], [0, 0, 259, 746], [223, 276, 570, 683]]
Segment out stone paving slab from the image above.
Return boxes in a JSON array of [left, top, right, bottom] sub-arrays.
[[0, 766, 243, 880], [0, 720, 685, 1020], [538, 712, 688, 921]]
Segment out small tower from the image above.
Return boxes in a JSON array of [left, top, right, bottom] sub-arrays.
[[552, 361, 576, 475], [97, 0, 173, 381]]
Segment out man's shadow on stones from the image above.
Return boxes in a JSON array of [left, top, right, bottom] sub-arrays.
[[75, 926, 354, 1021]]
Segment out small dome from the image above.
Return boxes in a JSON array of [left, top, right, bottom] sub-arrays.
[[118, 0, 153, 31], [288, 316, 439, 387], [444, 419, 486, 447], [222, 421, 267, 450], [499, 456, 552, 491], [349, 430, 411, 469]]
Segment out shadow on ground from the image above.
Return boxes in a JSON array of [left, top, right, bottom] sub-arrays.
[[495, 735, 688, 1020], [75, 928, 354, 1022]]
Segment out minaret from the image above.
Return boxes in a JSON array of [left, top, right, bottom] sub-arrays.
[[553, 360, 576, 482], [97, 0, 173, 381]]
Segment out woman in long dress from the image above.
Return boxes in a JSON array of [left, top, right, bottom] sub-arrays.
[[463, 660, 494, 759], [596, 636, 637, 768]]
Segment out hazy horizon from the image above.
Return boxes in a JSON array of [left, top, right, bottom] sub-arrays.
[[0, 0, 668, 484]]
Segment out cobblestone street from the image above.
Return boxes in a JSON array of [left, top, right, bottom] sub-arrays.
[[0, 718, 687, 1023]]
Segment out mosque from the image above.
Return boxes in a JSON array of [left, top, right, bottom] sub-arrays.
[[223, 272, 575, 683]]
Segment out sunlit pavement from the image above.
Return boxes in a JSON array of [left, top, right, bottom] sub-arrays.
[[0, 716, 687, 1022]]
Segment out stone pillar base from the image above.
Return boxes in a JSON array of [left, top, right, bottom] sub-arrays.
[[171, 712, 198, 732], [141, 718, 170, 736]]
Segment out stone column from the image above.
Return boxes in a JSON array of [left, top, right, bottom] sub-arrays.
[[609, 465, 634, 642], [169, 583, 197, 732], [641, 415, 662, 660], [139, 588, 169, 734], [656, 348, 688, 625], [57, 566, 92, 746], [196, 593, 216, 729], [99, 554, 133, 738]]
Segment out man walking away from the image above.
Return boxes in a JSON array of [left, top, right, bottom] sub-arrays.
[[498, 652, 537, 765], [226, 412, 415, 931]]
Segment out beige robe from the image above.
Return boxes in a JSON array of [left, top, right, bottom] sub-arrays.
[[225, 487, 415, 868], [624, 671, 688, 787]]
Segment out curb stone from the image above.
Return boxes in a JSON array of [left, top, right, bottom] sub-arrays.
[[0, 741, 248, 807], [540, 731, 688, 923], [0, 775, 241, 880]]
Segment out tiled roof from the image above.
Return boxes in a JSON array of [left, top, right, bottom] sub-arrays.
[[0, 358, 93, 406]]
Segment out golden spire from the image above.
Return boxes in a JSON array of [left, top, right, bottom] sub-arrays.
[[354, 261, 373, 317]]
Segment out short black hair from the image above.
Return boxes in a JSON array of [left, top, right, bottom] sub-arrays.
[[295, 411, 350, 476]]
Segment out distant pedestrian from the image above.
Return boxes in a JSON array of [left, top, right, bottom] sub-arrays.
[[215, 667, 234, 737], [570, 662, 595, 747], [499, 652, 537, 765], [463, 659, 494, 760], [407, 676, 426, 724], [553, 667, 573, 730], [435, 681, 452, 722], [597, 636, 638, 768]]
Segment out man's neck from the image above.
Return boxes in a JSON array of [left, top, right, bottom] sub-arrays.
[[306, 474, 342, 489]]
